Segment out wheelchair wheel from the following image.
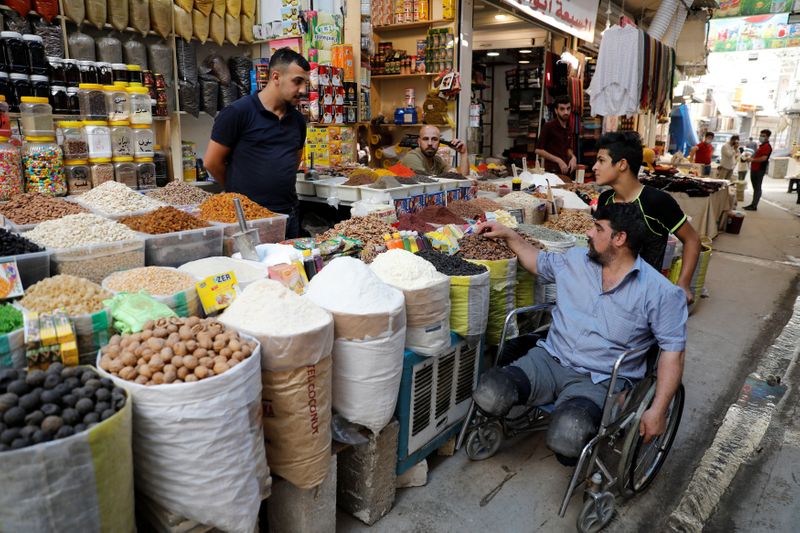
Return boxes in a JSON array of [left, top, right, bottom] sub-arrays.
[[465, 421, 503, 461], [577, 491, 615, 533], [618, 383, 685, 498]]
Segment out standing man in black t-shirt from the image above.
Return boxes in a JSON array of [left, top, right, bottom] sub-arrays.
[[593, 132, 701, 304], [204, 48, 310, 238]]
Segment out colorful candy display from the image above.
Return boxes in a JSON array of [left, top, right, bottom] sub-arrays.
[[23, 138, 66, 196], [0, 141, 23, 200]]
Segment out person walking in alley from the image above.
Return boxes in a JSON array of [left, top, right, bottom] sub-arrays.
[[718, 135, 738, 181], [743, 129, 772, 211]]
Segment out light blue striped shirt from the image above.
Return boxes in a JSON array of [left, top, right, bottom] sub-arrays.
[[536, 248, 688, 383]]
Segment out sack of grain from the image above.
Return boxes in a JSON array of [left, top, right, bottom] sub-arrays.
[[195, 0, 213, 16], [466, 257, 518, 345], [226, 0, 240, 18], [108, 0, 129, 31], [174, 4, 193, 42], [225, 12, 239, 45], [209, 12, 225, 46], [0, 395, 134, 531], [85, 0, 106, 29], [62, 0, 85, 25], [129, 0, 150, 36], [449, 270, 490, 339], [193, 9, 210, 43], [73, 308, 114, 364], [150, 0, 172, 38]]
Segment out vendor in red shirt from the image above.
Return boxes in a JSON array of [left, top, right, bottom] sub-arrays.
[[744, 129, 772, 211], [689, 132, 714, 174], [535, 95, 575, 178]]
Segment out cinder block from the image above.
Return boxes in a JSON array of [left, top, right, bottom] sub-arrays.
[[336, 420, 399, 525], [267, 455, 337, 533], [396, 459, 427, 488], [437, 435, 457, 456]]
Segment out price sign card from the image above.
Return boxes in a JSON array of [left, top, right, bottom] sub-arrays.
[[196, 271, 241, 315], [0, 260, 24, 299]]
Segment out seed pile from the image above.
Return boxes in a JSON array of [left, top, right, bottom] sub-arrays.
[[544, 210, 594, 233], [342, 168, 378, 186], [0, 193, 88, 225], [448, 198, 502, 220], [397, 213, 435, 234], [367, 176, 404, 190], [104, 267, 197, 296], [498, 192, 544, 208], [0, 228, 44, 256], [20, 275, 112, 315], [412, 175, 437, 183], [0, 365, 127, 451], [518, 224, 572, 243], [76, 181, 164, 215], [417, 206, 465, 225], [99, 316, 257, 385], [198, 193, 275, 223], [515, 231, 545, 250], [438, 171, 466, 180], [457, 234, 515, 260], [416, 250, 487, 276], [320, 214, 394, 263], [25, 213, 139, 248], [120, 206, 211, 234], [145, 181, 212, 205]]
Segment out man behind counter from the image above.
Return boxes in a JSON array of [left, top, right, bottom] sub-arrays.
[[400, 125, 470, 176], [535, 95, 576, 177], [204, 47, 310, 238]]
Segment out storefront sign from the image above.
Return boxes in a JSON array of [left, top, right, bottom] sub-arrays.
[[499, 0, 598, 42], [714, 0, 791, 19], [707, 14, 800, 52]]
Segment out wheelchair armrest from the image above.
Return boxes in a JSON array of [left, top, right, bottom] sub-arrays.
[[601, 342, 659, 426], [498, 303, 555, 357]]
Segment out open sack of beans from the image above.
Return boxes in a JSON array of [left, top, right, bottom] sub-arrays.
[[306, 257, 406, 434], [102, 267, 201, 318], [220, 279, 334, 489], [19, 275, 114, 364], [457, 234, 520, 345], [0, 365, 134, 531], [415, 250, 490, 341], [96, 316, 268, 533], [370, 249, 452, 356]]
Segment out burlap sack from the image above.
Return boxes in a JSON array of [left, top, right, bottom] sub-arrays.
[[174, 4, 193, 42], [262, 355, 332, 489], [225, 12, 239, 45], [193, 9, 210, 43], [209, 12, 224, 45]]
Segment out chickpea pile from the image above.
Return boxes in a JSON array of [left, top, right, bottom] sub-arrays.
[[99, 316, 257, 385]]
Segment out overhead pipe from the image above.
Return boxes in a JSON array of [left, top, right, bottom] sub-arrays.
[[665, 0, 691, 48], [648, 0, 679, 40]]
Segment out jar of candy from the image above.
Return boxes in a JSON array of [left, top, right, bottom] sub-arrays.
[[0, 94, 10, 139], [64, 59, 81, 87], [59, 121, 89, 160], [0, 135, 23, 200], [20, 96, 54, 137], [23, 136, 66, 196], [128, 86, 153, 124], [152, 144, 169, 187], [127, 64, 143, 86], [105, 85, 129, 121], [66, 87, 80, 115], [83, 120, 112, 159], [48, 57, 66, 84], [96, 62, 113, 85], [1, 32, 27, 74], [50, 85, 69, 114], [78, 60, 98, 84], [0, 73, 10, 110], [23, 34, 48, 75], [109, 121, 133, 157], [112, 63, 129, 85], [30, 74, 50, 98], [64, 159, 92, 194], [78, 83, 107, 120], [131, 124, 154, 156], [134, 156, 156, 189], [9, 73, 31, 112], [113, 156, 137, 188], [89, 157, 114, 187]]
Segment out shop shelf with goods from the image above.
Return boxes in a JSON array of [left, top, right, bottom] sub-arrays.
[[470, 63, 493, 158], [505, 59, 545, 161], [578, 58, 600, 181], [368, 1, 458, 160]]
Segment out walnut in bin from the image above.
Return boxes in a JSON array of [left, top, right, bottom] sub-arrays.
[[99, 316, 257, 385]]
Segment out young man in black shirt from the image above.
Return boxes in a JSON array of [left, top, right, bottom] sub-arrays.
[[593, 131, 701, 304], [204, 47, 310, 238]]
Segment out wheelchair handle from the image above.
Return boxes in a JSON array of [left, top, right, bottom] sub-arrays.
[[602, 342, 658, 427], [498, 303, 555, 358]]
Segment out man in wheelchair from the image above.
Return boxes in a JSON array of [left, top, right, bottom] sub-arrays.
[[473, 203, 688, 466]]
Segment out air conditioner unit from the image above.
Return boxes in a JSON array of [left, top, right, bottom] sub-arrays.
[[395, 335, 483, 474]]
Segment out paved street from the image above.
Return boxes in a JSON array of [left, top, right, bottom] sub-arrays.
[[338, 176, 800, 533]]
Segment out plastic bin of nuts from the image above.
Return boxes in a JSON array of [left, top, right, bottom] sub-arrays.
[[142, 226, 225, 268], [0, 249, 51, 289], [216, 215, 289, 256], [48, 239, 146, 284]]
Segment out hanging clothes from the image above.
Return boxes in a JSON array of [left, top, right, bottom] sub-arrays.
[[587, 25, 642, 117]]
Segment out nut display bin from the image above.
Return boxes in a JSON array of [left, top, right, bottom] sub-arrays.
[[314, 176, 362, 202], [142, 226, 224, 267], [360, 184, 424, 203], [48, 238, 145, 284], [295, 175, 316, 196], [216, 214, 289, 256], [0, 249, 50, 289]]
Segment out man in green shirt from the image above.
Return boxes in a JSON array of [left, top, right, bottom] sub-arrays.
[[401, 125, 469, 175]]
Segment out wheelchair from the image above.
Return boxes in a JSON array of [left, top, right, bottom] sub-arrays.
[[455, 304, 685, 533]]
